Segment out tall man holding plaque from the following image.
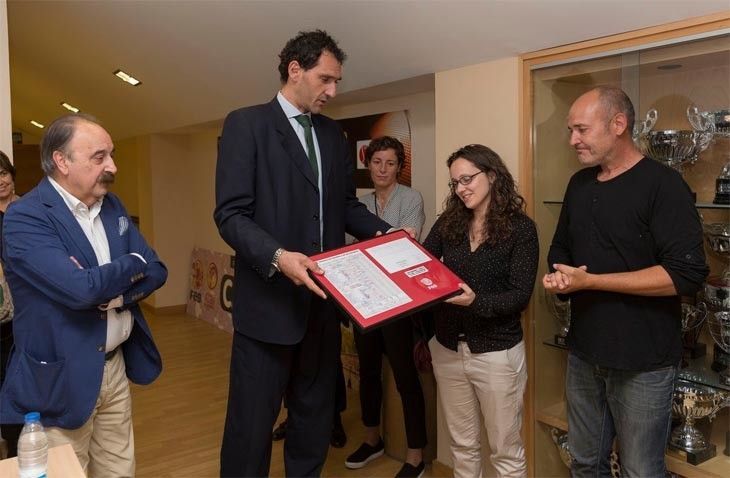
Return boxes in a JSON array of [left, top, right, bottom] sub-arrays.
[[214, 30, 390, 477], [543, 86, 709, 476]]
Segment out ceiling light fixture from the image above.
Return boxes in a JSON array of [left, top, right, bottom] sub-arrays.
[[30, 120, 44, 129], [113, 69, 142, 86], [61, 102, 80, 113]]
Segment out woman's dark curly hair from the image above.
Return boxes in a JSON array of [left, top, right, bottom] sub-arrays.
[[439, 144, 525, 247]]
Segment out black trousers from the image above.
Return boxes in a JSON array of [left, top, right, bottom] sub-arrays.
[[354, 317, 427, 449], [220, 300, 340, 478]]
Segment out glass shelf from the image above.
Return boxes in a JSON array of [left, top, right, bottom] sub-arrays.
[[678, 351, 730, 392], [543, 200, 729, 209], [696, 203, 730, 210]]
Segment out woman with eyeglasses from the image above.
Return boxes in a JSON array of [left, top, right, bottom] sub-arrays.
[[344, 136, 428, 478], [423, 144, 538, 478]]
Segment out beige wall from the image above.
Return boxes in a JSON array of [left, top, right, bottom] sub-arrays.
[[186, 125, 230, 254], [146, 134, 198, 307], [0, 0, 11, 158], [113, 136, 142, 218], [112, 126, 228, 309], [433, 56, 521, 469]]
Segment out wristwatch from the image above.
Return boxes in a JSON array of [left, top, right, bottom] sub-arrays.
[[271, 248, 285, 272]]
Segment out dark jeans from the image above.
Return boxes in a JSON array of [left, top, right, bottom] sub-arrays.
[[566, 352, 677, 478], [354, 318, 427, 449]]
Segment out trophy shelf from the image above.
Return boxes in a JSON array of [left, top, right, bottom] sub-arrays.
[[535, 400, 730, 478], [542, 200, 729, 210], [542, 339, 568, 351], [679, 353, 730, 392]]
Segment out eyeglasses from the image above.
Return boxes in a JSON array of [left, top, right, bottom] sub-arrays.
[[448, 170, 483, 189]]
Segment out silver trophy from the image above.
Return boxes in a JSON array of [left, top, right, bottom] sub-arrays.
[[681, 302, 709, 361], [550, 428, 573, 469], [670, 380, 729, 459], [703, 222, 730, 261], [708, 311, 730, 386], [688, 105, 730, 137], [545, 290, 570, 346], [704, 276, 730, 311], [714, 161, 730, 205], [633, 108, 714, 173], [550, 428, 621, 477]]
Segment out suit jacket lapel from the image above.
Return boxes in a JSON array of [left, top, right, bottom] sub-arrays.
[[38, 177, 99, 267], [270, 99, 318, 189]]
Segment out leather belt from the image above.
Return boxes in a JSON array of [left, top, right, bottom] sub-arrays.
[[104, 348, 118, 361]]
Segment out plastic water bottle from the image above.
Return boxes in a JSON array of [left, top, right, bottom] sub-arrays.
[[17, 412, 48, 478]]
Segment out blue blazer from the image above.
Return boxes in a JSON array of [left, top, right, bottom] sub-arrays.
[[0, 178, 167, 429], [214, 98, 390, 344]]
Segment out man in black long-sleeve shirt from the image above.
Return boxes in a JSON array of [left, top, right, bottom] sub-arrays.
[[543, 86, 708, 478]]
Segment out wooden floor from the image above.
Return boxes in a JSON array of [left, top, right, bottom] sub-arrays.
[[131, 312, 451, 477]]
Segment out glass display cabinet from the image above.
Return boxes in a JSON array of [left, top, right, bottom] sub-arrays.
[[528, 23, 730, 478]]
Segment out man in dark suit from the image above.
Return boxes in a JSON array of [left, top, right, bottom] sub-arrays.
[[214, 30, 391, 477], [0, 114, 167, 476]]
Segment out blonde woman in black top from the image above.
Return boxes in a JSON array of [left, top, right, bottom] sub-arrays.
[[423, 144, 538, 478]]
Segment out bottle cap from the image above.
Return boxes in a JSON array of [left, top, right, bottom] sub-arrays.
[[24, 411, 40, 423]]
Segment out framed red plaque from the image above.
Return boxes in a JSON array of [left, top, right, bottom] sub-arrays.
[[310, 230, 463, 331]]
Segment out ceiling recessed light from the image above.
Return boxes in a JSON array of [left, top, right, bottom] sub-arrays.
[[113, 69, 142, 86], [61, 102, 80, 113], [30, 120, 44, 129]]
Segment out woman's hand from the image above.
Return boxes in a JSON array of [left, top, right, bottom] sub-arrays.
[[445, 282, 475, 307]]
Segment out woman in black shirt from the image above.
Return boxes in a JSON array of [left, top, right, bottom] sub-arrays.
[[423, 144, 538, 478]]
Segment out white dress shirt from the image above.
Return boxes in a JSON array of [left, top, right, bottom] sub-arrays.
[[48, 177, 134, 352]]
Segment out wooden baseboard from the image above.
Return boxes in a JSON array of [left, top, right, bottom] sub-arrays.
[[140, 303, 187, 316]]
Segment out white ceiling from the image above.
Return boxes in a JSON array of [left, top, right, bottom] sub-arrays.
[[7, 0, 730, 140]]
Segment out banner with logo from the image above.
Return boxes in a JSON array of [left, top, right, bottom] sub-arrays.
[[186, 247, 234, 334]]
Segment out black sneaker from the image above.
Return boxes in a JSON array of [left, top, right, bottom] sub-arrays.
[[395, 461, 425, 478], [344, 439, 385, 469]]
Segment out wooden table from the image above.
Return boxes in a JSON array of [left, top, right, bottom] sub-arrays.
[[0, 443, 84, 477]]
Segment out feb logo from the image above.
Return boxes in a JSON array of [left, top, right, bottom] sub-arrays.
[[418, 277, 438, 291]]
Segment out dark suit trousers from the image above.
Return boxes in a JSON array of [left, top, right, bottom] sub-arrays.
[[354, 318, 427, 449], [220, 299, 340, 478]]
